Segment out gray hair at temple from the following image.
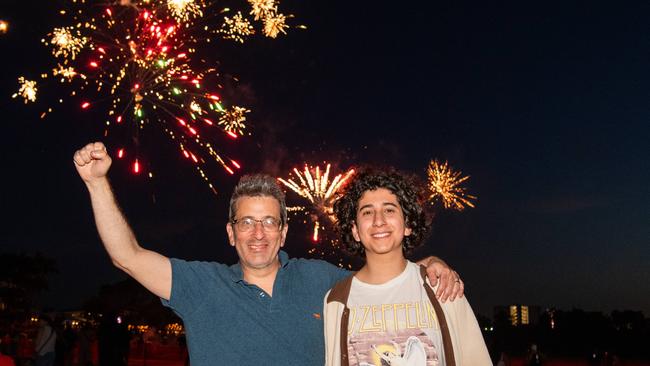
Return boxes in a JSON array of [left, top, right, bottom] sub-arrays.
[[229, 174, 288, 225]]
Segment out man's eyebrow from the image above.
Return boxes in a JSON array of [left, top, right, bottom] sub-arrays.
[[238, 215, 277, 219]]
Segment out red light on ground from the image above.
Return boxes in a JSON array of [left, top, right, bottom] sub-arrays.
[[188, 127, 197, 135], [133, 83, 140, 90], [81, 102, 90, 109], [106, 8, 112, 17], [146, 49, 153, 57], [161, 46, 168, 53], [97, 47, 106, 54], [117, 149, 124, 158], [117, 116, 122, 123], [177, 53, 186, 59], [176, 118, 186, 126], [182, 150, 189, 158], [231, 160, 241, 169], [208, 95, 220, 100], [225, 166, 234, 175], [190, 153, 198, 163], [226, 131, 237, 139], [191, 79, 199, 84], [133, 160, 140, 173], [167, 26, 175, 34], [143, 11, 149, 20], [203, 118, 213, 125], [90, 61, 98, 68], [180, 75, 188, 80]]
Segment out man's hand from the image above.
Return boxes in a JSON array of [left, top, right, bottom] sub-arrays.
[[418, 256, 464, 303], [73, 142, 112, 184]]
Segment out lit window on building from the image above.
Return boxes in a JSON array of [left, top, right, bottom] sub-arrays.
[[521, 306, 529, 325], [509, 305, 518, 326]]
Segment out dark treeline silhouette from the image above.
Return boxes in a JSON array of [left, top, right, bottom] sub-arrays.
[[483, 308, 650, 363], [83, 278, 178, 328], [0, 252, 58, 318]]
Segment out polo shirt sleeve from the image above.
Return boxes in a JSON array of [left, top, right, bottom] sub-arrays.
[[320, 261, 352, 287], [161, 258, 215, 318]]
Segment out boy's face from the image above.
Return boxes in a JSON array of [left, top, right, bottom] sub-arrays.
[[352, 188, 412, 257]]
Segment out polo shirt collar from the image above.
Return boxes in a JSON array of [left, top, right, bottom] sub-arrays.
[[229, 250, 290, 282]]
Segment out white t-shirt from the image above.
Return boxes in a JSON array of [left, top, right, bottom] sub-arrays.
[[346, 261, 445, 366]]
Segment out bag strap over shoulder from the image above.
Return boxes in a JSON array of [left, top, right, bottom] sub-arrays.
[[420, 265, 456, 366], [327, 273, 355, 366]]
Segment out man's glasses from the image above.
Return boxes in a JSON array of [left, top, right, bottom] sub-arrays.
[[231, 217, 282, 232]]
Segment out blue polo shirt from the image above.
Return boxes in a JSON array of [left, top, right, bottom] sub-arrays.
[[162, 250, 350, 366]]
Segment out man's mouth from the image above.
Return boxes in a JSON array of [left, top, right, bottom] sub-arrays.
[[248, 242, 269, 251]]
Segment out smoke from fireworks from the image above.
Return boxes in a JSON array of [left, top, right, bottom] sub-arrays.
[[278, 164, 355, 243], [13, 0, 301, 193], [427, 160, 476, 211]]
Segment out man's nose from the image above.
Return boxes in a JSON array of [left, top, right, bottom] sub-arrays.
[[253, 221, 266, 238]]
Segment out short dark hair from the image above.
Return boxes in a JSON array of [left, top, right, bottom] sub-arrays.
[[229, 174, 287, 225], [333, 167, 430, 256]]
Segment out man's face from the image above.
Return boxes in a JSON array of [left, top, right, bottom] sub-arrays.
[[226, 195, 288, 273], [351, 188, 412, 258]]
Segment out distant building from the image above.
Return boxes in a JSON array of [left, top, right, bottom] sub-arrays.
[[494, 304, 541, 326]]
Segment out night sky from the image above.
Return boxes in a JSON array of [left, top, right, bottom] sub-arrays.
[[1, 1, 648, 318]]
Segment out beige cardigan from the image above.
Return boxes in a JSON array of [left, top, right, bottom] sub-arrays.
[[323, 265, 492, 366]]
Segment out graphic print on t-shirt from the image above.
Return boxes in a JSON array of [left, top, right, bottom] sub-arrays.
[[348, 329, 438, 366], [345, 263, 445, 366]]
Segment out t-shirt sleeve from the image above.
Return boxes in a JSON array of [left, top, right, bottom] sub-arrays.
[[160, 258, 215, 318]]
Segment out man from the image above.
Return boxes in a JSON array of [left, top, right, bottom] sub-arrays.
[[73, 142, 464, 365], [33, 316, 56, 366]]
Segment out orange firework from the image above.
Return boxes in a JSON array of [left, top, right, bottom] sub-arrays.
[[0, 20, 9, 34], [427, 160, 476, 211], [278, 164, 355, 242]]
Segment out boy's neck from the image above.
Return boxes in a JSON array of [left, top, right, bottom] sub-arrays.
[[356, 253, 407, 285]]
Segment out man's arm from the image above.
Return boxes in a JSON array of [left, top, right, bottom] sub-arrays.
[[416, 256, 464, 302], [73, 142, 171, 300], [326, 256, 464, 302]]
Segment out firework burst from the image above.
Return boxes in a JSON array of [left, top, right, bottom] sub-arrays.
[[0, 20, 9, 34], [218, 105, 249, 135], [278, 164, 355, 242], [166, 0, 204, 22], [219, 12, 255, 43], [427, 160, 476, 211], [248, 0, 276, 20], [13, 0, 300, 193], [12, 77, 38, 103], [46, 27, 87, 60]]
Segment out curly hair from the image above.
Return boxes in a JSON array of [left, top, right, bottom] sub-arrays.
[[333, 167, 431, 256]]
